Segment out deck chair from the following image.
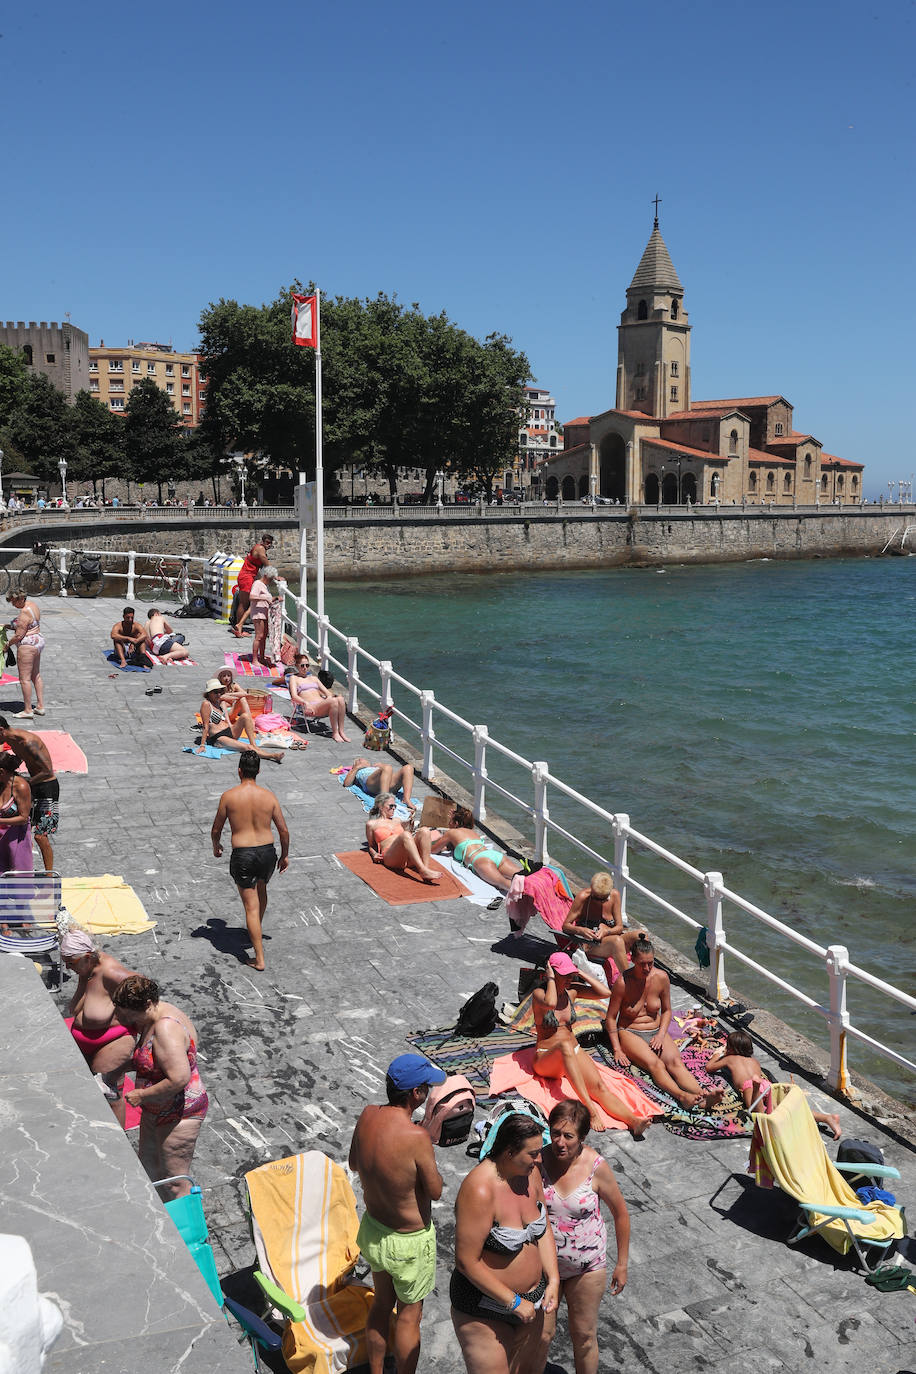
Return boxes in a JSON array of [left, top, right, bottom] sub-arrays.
[[0, 869, 64, 989], [154, 1174, 282, 1370], [243, 1150, 374, 1374], [747, 1083, 904, 1271]]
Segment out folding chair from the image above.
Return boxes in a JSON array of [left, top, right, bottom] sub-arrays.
[[290, 703, 331, 737], [243, 1150, 374, 1373], [747, 1083, 904, 1271], [0, 869, 65, 990]]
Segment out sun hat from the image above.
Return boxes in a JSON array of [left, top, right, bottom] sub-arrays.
[[548, 951, 577, 976], [387, 1053, 447, 1091], [204, 678, 224, 693]]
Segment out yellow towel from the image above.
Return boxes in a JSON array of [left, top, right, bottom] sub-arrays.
[[61, 875, 156, 936], [749, 1084, 903, 1254]]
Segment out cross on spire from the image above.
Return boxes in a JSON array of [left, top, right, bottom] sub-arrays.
[[652, 194, 662, 228]]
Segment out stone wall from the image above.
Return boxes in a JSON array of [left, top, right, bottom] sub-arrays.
[[0, 509, 910, 581]]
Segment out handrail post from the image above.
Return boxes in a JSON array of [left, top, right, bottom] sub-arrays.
[[532, 761, 549, 864], [379, 660, 393, 713], [420, 690, 435, 779], [317, 614, 330, 669], [57, 547, 68, 597], [472, 725, 488, 822], [611, 813, 630, 927], [346, 637, 360, 714], [704, 871, 729, 1002], [825, 944, 850, 1094], [126, 550, 136, 599], [180, 553, 191, 604]]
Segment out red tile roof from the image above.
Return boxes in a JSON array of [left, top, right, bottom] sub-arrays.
[[692, 395, 785, 409], [562, 416, 591, 427], [748, 447, 795, 467], [821, 452, 864, 469], [643, 438, 724, 463], [664, 408, 740, 422]]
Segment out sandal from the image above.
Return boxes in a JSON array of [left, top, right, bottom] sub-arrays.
[[290, 739, 308, 750]]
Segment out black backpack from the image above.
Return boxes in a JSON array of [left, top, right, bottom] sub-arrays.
[[178, 596, 211, 619], [454, 982, 499, 1037], [837, 1138, 886, 1185]]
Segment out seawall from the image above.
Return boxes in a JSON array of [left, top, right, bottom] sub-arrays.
[[0, 507, 912, 579]]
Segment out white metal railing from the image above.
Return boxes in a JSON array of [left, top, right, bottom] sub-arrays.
[[0, 545, 207, 602], [280, 584, 916, 1098], [0, 505, 293, 524]]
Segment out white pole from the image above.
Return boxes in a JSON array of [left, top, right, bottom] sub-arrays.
[[315, 289, 325, 640]]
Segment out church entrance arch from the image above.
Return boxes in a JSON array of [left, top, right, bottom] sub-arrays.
[[561, 475, 576, 501], [682, 472, 697, 503], [645, 473, 660, 504], [546, 475, 559, 499], [599, 433, 627, 502], [661, 472, 678, 504], [578, 474, 589, 498]]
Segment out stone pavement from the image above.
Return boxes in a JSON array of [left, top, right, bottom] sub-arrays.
[[10, 596, 916, 1373]]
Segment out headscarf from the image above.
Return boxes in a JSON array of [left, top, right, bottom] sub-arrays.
[[60, 928, 97, 958]]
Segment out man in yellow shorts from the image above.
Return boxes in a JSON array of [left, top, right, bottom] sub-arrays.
[[349, 1054, 445, 1374]]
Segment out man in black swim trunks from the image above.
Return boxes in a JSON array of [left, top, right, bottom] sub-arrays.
[[0, 716, 58, 871], [210, 749, 289, 971]]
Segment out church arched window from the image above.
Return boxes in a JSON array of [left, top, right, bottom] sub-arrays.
[[729, 429, 738, 455], [820, 474, 828, 492], [837, 475, 844, 490], [784, 473, 792, 492], [637, 300, 648, 320], [766, 472, 775, 492], [804, 452, 812, 475], [749, 472, 757, 491], [670, 298, 679, 320], [852, 475, 859, 490]]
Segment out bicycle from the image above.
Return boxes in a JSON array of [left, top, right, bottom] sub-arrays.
[[16, 543, 106, 598], [145, 555, 191, 604]]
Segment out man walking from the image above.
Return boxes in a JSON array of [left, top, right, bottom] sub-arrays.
[[0, 717, 58, 871], [349, 1054, 445, 1374], [210, 750, 289, 971]]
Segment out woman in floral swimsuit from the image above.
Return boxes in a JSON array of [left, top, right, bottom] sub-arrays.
[[539, 1100, 631, 1374], [112, 974, 209, 1200]]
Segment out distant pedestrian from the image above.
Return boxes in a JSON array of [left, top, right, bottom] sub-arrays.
[[210, 750, 290, 970]]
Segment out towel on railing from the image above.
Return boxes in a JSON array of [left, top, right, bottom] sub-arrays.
[[505, 865, 574, 933]]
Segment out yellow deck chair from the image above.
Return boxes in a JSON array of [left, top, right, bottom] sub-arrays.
[[748, 1083, 904, 1271], [244, 1151, 374, 1374]]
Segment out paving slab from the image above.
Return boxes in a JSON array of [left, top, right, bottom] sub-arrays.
[[1, 596, 914, 1373]]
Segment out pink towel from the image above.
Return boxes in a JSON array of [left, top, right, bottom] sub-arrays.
[[3, 731, 88, 775], [506, 867, 573, 933], [254, 711, 289, 733], [489, 1046, 660, 1130]]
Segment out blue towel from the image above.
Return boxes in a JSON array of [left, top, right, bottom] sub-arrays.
[[104, 650, 150, 673], [183, 743, 236, 760], [336, 770, 411, 819], [856, 1185, 896, 1206]]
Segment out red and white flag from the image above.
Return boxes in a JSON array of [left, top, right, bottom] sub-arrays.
[[291, 293, 318, 348]]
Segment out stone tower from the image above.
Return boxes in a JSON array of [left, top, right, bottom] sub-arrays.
[[615, 218, 690, 419]]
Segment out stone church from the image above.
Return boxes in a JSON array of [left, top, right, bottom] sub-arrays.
[[543, 219, 864, 506]]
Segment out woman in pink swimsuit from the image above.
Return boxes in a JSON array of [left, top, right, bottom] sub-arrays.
[[62, 927, 136, 1127], [112, 974, 209, 1199], [539, 1100, 630, 1374]]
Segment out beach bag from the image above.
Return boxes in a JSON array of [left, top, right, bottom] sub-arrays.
[[419, 797, 456, 831], [421, 1075, 476, 1146], [837, 1138, 886, 1185], [364, 709, 393, 751], [178, 595, 210, 619], [454, 982, 499, 1037], [471, 1098, 550, 1160]]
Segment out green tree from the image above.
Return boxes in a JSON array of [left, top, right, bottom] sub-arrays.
[[0, 344, 29, 429], [124, 378, 182, 504], [71, 391, 125, 498], [4, 373, 75, 486]]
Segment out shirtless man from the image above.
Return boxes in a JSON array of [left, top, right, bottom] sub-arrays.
[[210, 750, 289, 971], [561, 870, 646, 978], [288, 652, 350, 742], [604, 937, 724, 1111], [343, 755, 416, 813], [110, 606, 149, 668], [61, 928, 136, 1126], [146, 607, 190, 664], [349, 1054, 445, 1374], [0, 716, 58, 871]]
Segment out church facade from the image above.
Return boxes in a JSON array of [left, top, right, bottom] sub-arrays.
[[544, 221, 864, 506]]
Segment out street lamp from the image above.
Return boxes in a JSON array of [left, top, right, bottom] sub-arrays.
[[435, 469, 445, 507], [58, 457, 68, 507]]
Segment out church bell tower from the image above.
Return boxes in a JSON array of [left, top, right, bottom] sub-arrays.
[[616, 212, 690, 419]]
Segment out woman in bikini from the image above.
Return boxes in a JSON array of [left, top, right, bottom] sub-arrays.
[[214, 667, 260, 746], [112, 974, 208, 1200], [430, 806, 524, 894], [0, 752, 33, 873], [533, 953, 653, 1139], [6, 590, 45, 717], [366, 792, 440, 884], [561, 871, 646, 980], [288, 653, 350, 743], [539, 1100, 630, 1374], [198, 680, 290, 762], [62, 928, 136, 1127], [451, 1113, 559, 1374]]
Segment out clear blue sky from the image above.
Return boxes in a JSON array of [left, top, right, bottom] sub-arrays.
[[2, 0, 914, 496]]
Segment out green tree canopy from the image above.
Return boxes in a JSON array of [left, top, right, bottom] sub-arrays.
[[0, 344, 29, 430], [3, 373, 75, 483], [70, 390, 125, 496], [124, 378, 183, 503]]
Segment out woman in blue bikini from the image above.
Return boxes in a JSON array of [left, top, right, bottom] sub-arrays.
[[431, 806, 524, 894]]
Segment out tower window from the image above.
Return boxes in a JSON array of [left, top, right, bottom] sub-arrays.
[[804, 452, 812, 475], [670, 361, 679, 377], [774, 422, 784, 436], [670, 386, 678, 401], [635, 362, 645, 376], [671, 298, 679, 320], [729, 429, 738, 455], [637, 300, 648, 320], [22, 345, 33, 365]]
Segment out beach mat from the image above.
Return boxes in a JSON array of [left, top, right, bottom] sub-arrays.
[[146, 650, 198, 668], [331, 765, 412, 820], [407, 1025, 536, 1096], [223, 652, 279, 680], [490, 1045, 661, 1131], [509, 989, 607, 1038], [2, 730, 88, 775], [103, 650, 150, 673], [335, 851, 470, 905], [592, 1033, 750, 1140], [61, 875, 155, 935]]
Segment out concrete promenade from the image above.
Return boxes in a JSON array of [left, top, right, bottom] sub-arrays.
[[3, 596, 914, 1373]]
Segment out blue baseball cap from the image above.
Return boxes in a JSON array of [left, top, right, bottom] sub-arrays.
[[387, 1053, 446, 1090]]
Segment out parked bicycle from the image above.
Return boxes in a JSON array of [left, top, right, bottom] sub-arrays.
[[15, 543, 106, 598], [144, 555, 191, 604]]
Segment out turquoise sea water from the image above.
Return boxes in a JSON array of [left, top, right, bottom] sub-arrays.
[[322, 557, 916, 1104]]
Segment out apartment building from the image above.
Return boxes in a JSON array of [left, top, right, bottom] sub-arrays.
[[516, 384, 560, 493], [89, 341, 206, 429]]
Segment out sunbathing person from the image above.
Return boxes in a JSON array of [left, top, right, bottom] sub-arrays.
[[561, 871, 646, 979], [430, 805, 523, 894], [533, 953, 652, 1139], [366, 792, 440, 884], [706, 1029, 841, 1139], [197, 680, 287, 763], [604, 938, 724, 1112], [213, 667, 259, 747], [288, 652, 350, 743], [110, 606, 149, 668], [343, 756, 416, 813], [146, 608, 190, 664]]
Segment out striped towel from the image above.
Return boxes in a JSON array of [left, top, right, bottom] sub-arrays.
[[146, 650, 198, 668]]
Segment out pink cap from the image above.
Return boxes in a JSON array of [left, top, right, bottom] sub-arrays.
[[548, 951, 577, 976]]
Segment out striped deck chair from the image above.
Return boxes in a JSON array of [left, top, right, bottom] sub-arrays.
[[0, 869, 64, 989], [244, 1151, 373, 1374]]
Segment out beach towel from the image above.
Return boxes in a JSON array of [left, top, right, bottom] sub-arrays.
[[489, 1045, 660, 1130], [407, 1025, 536, 1096], [332, 766, 412, 821], [146, 649, 198, 668], [61, 874, 155, 935], [183, 743, 237, 760], [103, 650, 151, 673], [506, 865, 574, 933], [510, 990, 608, 1038], [223, 652, 279, 680], [0, 672, 19, 687], [254, 711, 289, 733], [3, 731, 88, 775], [335, 851, 470, 906], [440, 854, 505, 906]]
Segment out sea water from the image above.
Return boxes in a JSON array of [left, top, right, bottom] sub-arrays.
[[322, 556, 916, 1104]]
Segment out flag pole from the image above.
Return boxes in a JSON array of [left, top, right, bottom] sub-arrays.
[[314, 289, 326, 660]]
